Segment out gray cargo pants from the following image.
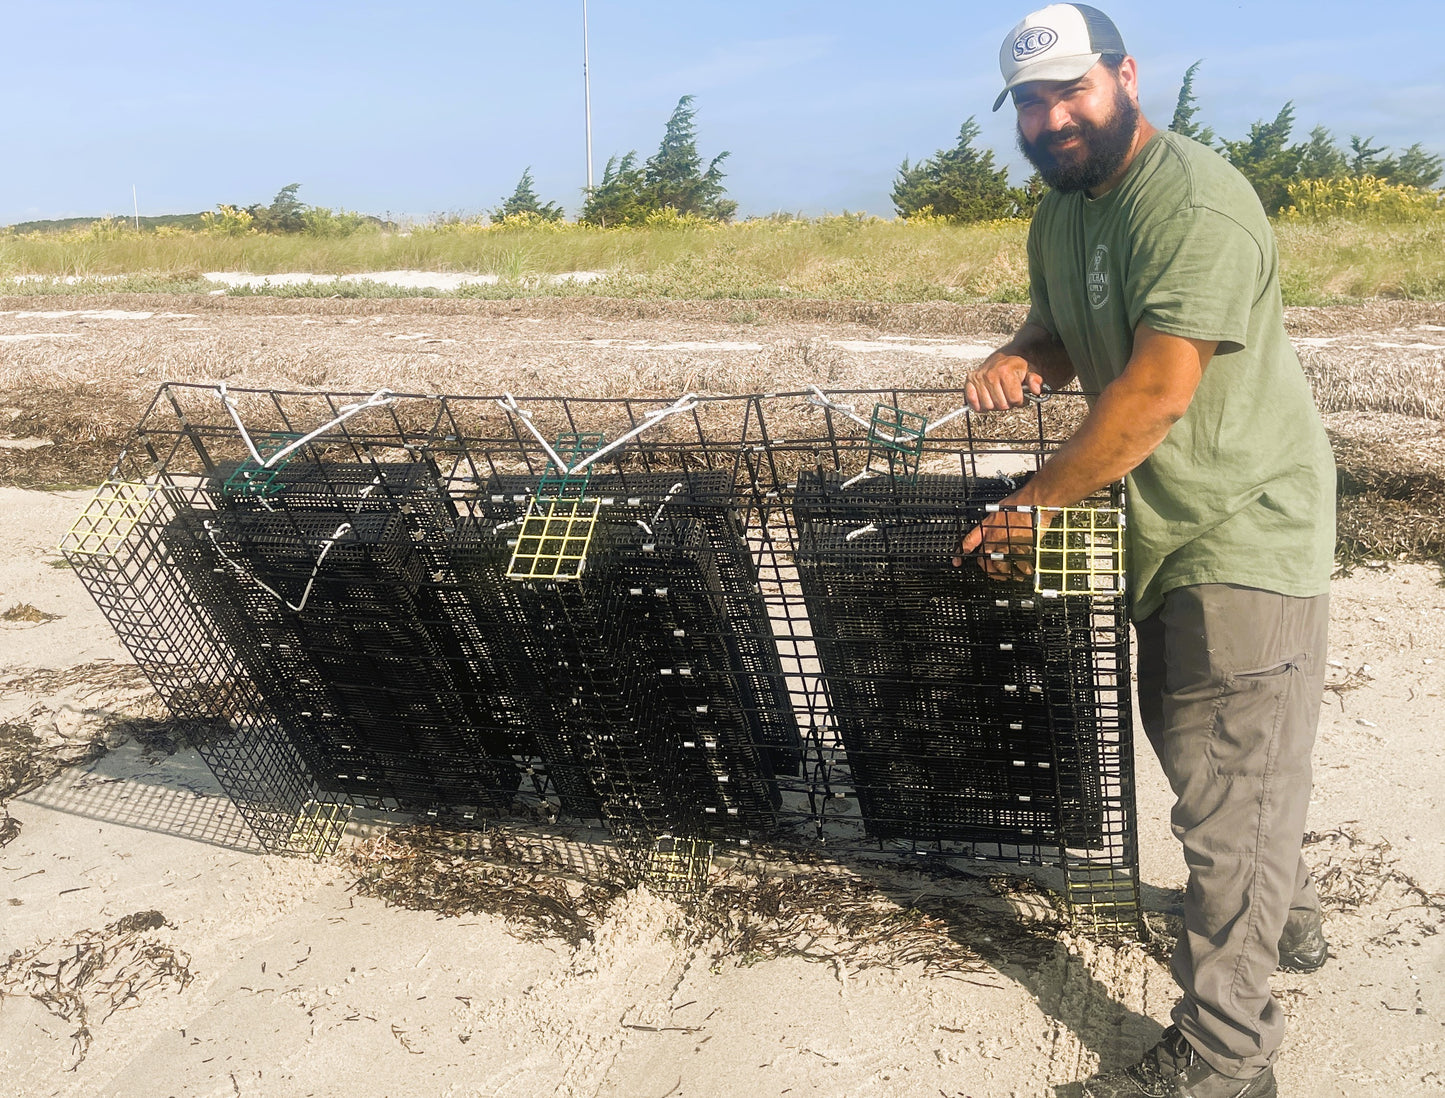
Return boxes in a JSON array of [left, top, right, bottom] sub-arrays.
[[1134, 583, 1329, 1079]]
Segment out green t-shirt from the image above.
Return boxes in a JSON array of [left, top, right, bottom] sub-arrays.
[[1025, 131, 1335, 620]]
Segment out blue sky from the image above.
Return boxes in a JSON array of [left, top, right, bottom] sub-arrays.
[[3, 0, 1442, 224]]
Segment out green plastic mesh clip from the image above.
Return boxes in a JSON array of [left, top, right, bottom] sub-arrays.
[[538, 431, 605, 500], [221, 432, 302, 500], [866, 404, 928, 483]]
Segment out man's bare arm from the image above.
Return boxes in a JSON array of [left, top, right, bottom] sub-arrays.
[[956, 324, 1217, 570], [964, 322, 1077, 412]]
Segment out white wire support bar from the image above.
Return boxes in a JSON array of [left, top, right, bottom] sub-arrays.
[[634, 481, 687, 538], [204, 519, 353, 614], [807, 384, 1050, 442], [922, 406, 970, 435], [497, 393, 700, 477], [650, 481, 685, 525], [805, 386, 872, 431], [497, 393, 570, 473], [570, 395, 699, 473], [807, 385, 978, 445], [216, 384, 397, 469]]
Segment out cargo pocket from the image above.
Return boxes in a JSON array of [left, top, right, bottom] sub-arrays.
[[1207, 655, 1304, 777]]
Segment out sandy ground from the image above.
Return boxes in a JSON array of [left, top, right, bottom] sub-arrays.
[[1, 296, 1443, 1097], [200, 271, 610, 292]]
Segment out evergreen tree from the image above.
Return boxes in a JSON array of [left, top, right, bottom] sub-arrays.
[[248, 183, 307, 233], [492, 167, 563, 222], [1168, 60, 1216, 146], [1014, 171, 1047, 219], [892, 118, 1022, 222], [580, 153, 649, 227], [1348, 135, 1390, 177], [642, 95, 737, 220], [1298, 126, 1347, 179], [1219, 103, 1302, 215], [1385, 143, 1444, 190]]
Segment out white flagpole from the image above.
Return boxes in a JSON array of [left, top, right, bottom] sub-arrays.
[[583, 0, 594, 194]]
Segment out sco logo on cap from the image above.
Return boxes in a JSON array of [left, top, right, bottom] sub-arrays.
[[1013, 27, 1058, 61]]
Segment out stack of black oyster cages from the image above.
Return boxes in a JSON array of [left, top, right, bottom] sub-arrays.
[[61, 383, 1140, 935]]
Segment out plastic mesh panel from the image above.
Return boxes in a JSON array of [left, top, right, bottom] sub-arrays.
[[1035, 506, 1126, 596]]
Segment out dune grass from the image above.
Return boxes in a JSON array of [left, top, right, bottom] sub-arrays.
[[1, 214, 1443, 304]]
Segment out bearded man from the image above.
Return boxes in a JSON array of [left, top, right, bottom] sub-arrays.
[[956, 6, 1336, 1096]]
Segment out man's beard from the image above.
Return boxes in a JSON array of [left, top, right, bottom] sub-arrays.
[[1016, 84, 1140, 194]]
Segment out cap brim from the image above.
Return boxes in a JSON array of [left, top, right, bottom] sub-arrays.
[[992, 51, 1102, 111]]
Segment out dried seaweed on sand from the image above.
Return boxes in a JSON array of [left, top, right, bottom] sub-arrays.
[[1304, 826, 1445, 948], [349, 825, 629, 949], [349, 826, 1067, 979], [0, 911, 193, 1069]]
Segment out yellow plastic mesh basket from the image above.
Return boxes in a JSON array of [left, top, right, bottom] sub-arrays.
[[506, 497, 601, 581], [59, 481, 157, 558], [1033, 506, 1126, 597], [284, 800, 352, 858], [640, 836, 714, 895]]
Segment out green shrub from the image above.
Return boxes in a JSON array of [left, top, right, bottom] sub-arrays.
[[301, 207, 374, 237], [1284, 176, 1444, 222]]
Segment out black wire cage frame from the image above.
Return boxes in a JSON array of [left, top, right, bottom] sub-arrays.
[[61, 382, 1142, 937]]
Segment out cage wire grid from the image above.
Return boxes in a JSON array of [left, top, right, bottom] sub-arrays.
[[61, 382, 1142, 937]]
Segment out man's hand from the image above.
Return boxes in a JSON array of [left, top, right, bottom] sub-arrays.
[[965, 351, 1046, 412], [954, 323, 1217, 581], [953, 503, 1054, 580]]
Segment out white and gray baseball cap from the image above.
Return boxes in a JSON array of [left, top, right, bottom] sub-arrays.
[[993, 3, 1127, 111]]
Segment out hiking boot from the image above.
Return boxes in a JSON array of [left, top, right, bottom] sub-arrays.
[[1081, 1026, 1276, 1097], [1277, 907, 1329, 973]]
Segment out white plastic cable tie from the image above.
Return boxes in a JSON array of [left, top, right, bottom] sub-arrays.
[[650, 481, 686, 527], [496, 393, 569, 473], [216, 385, 396, 469], [840, 468, 875, 489], [204, 519, 352, 613], [570, 394, 699, 474], [845, 522, 878, 542], [805, 385, 872, 430]]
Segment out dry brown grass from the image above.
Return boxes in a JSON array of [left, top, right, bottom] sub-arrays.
[[2, 603, 60, 623], [3, 294, 1443, 566], [1324, 412, 1445, 568], [0, 297, 1028, 488], [1303, 353, 1445, 420], [1303, 826, 1445, 948]]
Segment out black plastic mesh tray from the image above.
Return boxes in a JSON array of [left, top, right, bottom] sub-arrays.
[[165, 507, 521, 809], [792, 470, 1103, 845]]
